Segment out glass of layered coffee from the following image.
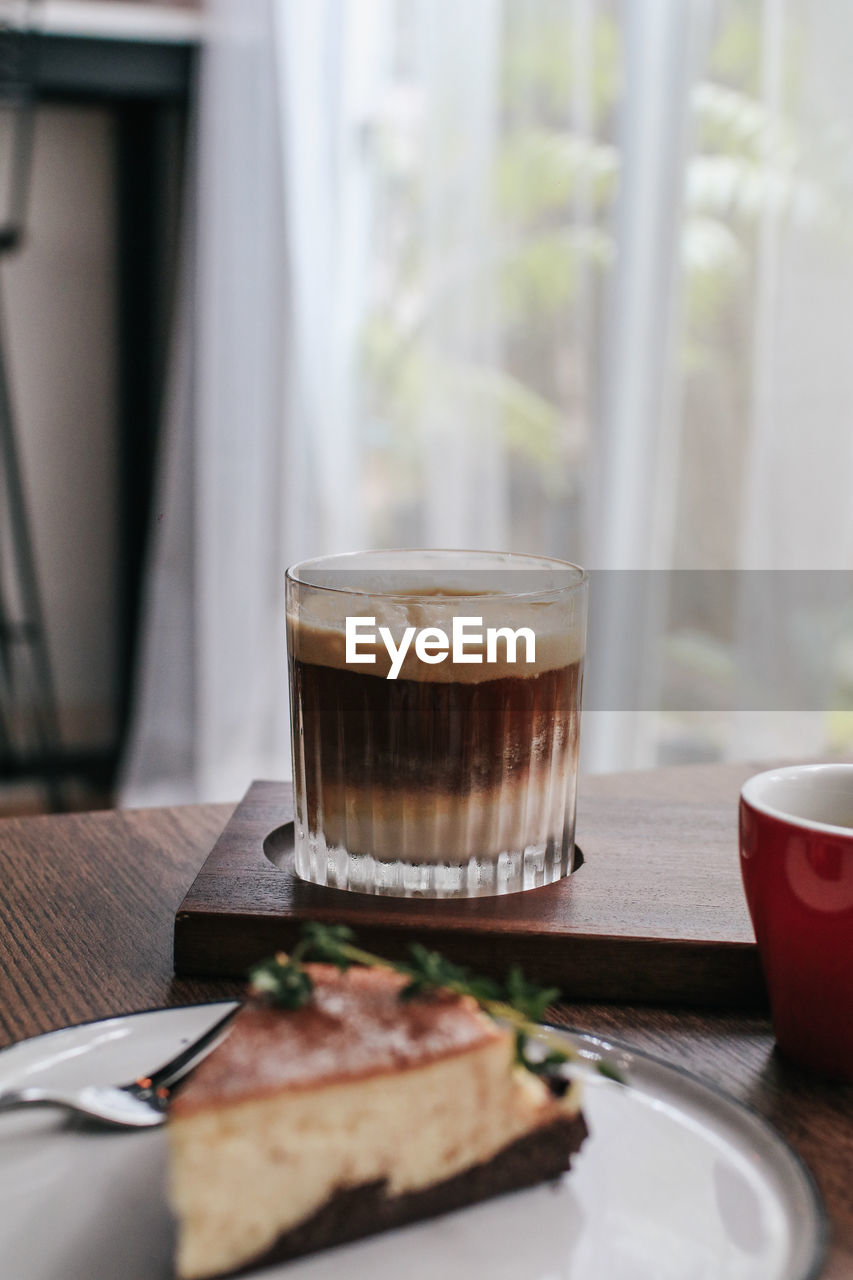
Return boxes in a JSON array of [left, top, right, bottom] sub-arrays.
[[286, 550, 587, 897]]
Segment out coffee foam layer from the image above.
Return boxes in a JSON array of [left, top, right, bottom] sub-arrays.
[[287, 588, 585, 683]]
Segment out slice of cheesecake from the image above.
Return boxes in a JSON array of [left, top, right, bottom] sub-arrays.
[[168, 964, 586, 1279]]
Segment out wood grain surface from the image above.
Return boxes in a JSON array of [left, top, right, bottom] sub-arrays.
[[0, 762, 850, 1277], [174, 762, 772, 1006]]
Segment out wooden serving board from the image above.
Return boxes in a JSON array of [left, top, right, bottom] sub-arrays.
[[174, 762, 767, 1008]]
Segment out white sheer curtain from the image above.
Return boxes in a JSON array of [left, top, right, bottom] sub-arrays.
[[730, 0, 853, 760], [121, 0, 853, 806], [121, 2, 291, 804]]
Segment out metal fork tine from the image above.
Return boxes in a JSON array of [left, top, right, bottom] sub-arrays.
[[133, 1004, 239, 1093], [0, 1005, 242, 1130]]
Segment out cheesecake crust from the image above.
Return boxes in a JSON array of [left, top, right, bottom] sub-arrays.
[[171, 966, 501, 1116]]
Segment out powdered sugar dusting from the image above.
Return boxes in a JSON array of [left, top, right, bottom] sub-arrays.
[[171, 966, 502, 1116]]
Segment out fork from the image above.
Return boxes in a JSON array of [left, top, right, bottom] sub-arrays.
[[0, 1004, 239, 1129]]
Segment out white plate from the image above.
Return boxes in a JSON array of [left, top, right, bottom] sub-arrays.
[[0, 1005, 827, 1280]]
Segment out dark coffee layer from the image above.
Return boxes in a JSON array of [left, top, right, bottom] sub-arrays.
[[218, 1111, 588, 1278], [290, 659, 582, 805]]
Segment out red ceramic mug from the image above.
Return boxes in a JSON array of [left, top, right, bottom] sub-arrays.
[[739, 764, 853, 1082]]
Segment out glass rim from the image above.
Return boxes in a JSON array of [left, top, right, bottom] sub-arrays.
[[285, 547, 589, 601]]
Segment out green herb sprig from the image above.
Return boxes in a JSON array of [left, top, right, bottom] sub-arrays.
[[248, 923, 624, 1084]]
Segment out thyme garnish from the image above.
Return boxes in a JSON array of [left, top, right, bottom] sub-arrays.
[[247, 923, 624, 1084]]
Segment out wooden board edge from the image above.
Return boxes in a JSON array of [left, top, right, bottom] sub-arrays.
[[174, 910, 767, 1010]]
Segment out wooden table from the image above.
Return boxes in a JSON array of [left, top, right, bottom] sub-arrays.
[[1, 761, 850, 1276]]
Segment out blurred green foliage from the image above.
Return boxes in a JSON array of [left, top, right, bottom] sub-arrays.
[[501, 9, 621, 124], [361, 2, 833, 486]]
